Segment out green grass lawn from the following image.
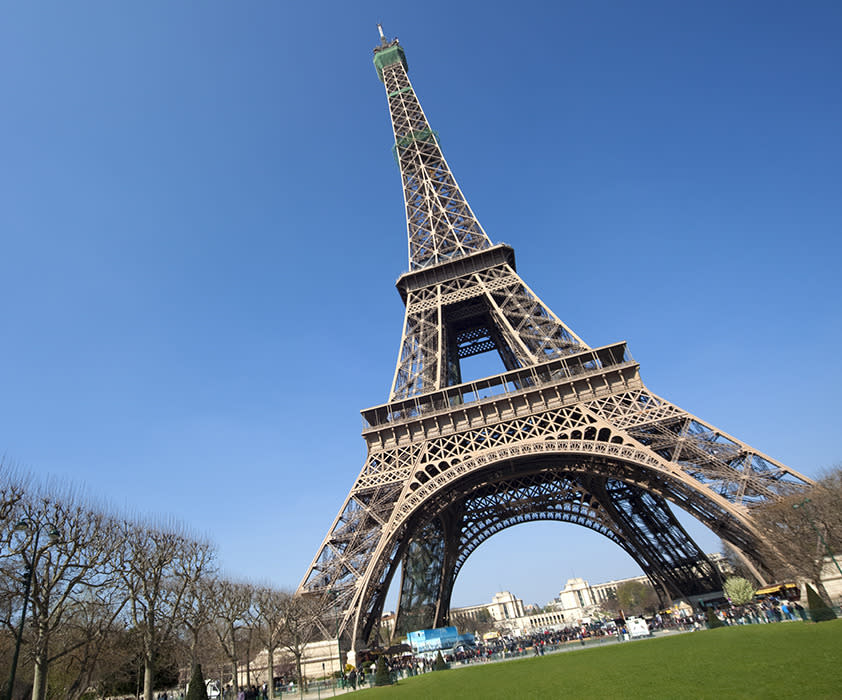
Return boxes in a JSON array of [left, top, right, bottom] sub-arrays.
[[353, 620, 842, 699]]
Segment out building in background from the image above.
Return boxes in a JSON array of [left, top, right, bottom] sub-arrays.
[[451, 590, 525, 632], [452, 553, 734, 635]]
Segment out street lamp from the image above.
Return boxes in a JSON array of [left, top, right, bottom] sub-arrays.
[[2, 521, 60, 700], [793, 498, 842, 578]]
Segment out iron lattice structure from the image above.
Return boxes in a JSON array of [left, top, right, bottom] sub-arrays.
[[298, 32, 812, 653]]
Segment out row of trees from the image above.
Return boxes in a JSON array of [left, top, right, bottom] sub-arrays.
[[0, 464, 330, 700]]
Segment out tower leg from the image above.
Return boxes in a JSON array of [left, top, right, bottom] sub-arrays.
[[591, 479, 723, 600], [395, 518, 446, 635]]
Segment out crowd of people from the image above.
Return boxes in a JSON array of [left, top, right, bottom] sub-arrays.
[[339, 624, 621, 685], [705, 597, 808, 625]]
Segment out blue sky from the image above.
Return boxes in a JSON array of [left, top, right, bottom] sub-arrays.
[[2, 2, 841, 608]]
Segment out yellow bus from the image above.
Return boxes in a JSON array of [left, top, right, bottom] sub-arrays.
[[754, 582, 800, 601]]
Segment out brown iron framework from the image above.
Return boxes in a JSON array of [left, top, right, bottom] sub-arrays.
[[297, 30, 812, 655]]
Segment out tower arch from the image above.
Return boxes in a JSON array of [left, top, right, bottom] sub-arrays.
[[345, 440, 767, 643]]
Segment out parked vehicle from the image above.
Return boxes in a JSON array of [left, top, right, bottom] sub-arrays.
[[186, 680, 220, 698], [626, 617, 651, 639]]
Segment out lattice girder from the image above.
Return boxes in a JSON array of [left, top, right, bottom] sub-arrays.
[[583, 389, 809, 503], [390, 252, 588, 400], [378, 45, 492, 271]]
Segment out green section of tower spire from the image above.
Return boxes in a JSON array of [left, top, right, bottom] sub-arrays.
[[373, 25, 407, 83], [373, 45, 407, 82]]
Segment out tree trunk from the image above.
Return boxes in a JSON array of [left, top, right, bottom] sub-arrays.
[[267, 649, 275, 699], [144, 656, 155, 700], [190, 628, 199, 668], [228, 657, 238, 693], [245, 634, 251, 686], [31, 619, 50, 700], [294, 653, 303, 688]]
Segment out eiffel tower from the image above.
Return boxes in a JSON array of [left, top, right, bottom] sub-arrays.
[[298, 28, 812, 656]]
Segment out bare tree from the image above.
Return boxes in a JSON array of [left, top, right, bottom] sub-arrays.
[[84, 625, 144, 699], [45, 582, 129, 700], [2, 471, 222, 700], [0, 462, 29, 612], [804, 467, 842, 554], [180, 573, 219, 670], [242, 623, 257, 689], [6, 491, 123, 700], [211, 579, 254, 691], [751, 466, 842, 597], [0, 461, 28, 535], [119, 520, 211, 700], [0, 464, 28, 608], [0, 467, 30, 700], [275, 593, 330, 688], [252, 586, 289, 698]]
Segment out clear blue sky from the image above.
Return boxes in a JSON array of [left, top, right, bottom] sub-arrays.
[[2, 2, 841, 609]]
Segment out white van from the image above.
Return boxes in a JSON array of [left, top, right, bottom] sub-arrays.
[[626, 617, 651, 639], [186, 680, 220, 698]]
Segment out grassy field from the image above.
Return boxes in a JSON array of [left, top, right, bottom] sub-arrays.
[[353, 620, 842, 699]]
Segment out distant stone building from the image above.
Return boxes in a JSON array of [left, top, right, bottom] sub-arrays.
[[543, 553, 734, 623], [451, 590, 525, 632], [451, 553, 735, 635], [378, 610, 398, 641], [244, 638, 341, 688]]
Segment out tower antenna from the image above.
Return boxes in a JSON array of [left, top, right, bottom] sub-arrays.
[[377, 23, 387, 45]]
